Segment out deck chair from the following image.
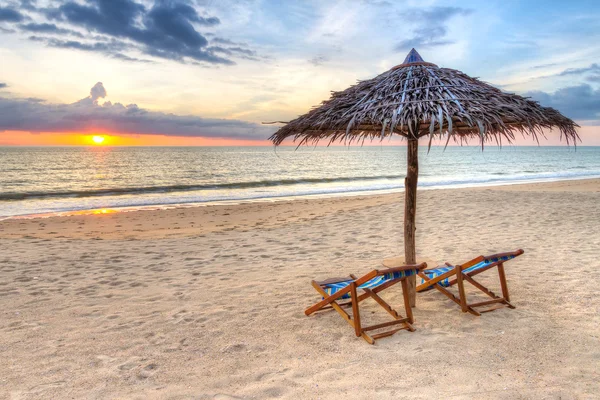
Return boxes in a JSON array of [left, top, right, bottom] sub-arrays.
[[305, 263, 427, 344], [416, 249, 524, 316]]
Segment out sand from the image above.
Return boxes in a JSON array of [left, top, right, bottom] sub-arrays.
[[1, 179, 599, 399]]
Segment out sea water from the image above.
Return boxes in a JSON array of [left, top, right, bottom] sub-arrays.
[[1, 146, 599, 218]]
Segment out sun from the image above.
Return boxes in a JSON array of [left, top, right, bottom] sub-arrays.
[[92, 135, 106, 144]]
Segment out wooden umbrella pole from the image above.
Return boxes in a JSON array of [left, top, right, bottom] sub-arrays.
[[404, 137, 419, 307]]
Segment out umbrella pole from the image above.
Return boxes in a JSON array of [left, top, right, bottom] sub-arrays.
[[404, 137, 418, 307]]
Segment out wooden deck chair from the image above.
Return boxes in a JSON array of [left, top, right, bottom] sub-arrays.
[[416, 249, 524, 316], [305, 263, 427, 344]]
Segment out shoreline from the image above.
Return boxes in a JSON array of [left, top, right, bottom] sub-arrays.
[[1, 178, 599, 241], [2, 175, 600, 222]]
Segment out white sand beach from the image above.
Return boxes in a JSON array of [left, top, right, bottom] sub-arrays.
[[1, 179, 599, 399]]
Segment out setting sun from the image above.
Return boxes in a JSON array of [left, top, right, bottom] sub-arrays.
[[92, 135, 105, 144]]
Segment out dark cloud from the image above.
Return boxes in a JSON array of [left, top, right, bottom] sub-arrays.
[[394, 7, 472, 51], [208, 38, 263, 60], [0, 83, 274, 140], [208, 45, 258, 60], [404, 6, 473, 23], [586, 75, 600, 83], [211, 37, 239, 46], [394, 27, 453, 51], [39, 0, 233, 65], [19, 22, 84, 38], [525, 63, 600, 85], [558, 63, 600, 76], [0, 83, 8, 89], [5, 0, 259, 66], [19, 0, 37, 11], [526, 84, 600, 121], [30, 36, 129, 53], [308, 55, 329, 66], [532, 63, 558, 69], [28, 35, 153, 62], [0, 7, 24, 22], [557, 63, 600, 83], [110, 52, 154, 63]]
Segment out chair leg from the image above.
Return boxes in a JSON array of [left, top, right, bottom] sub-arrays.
[[362, 285, 415, 333], [462, 272, 514, 311], [401, 278, 414, 324], [350, 282, 361, 337], [497, 262, 511, 302], [455, 267, 468, 313], [310, 281, 374, 344]]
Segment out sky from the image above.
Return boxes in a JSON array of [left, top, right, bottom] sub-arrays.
[[0, 0, 599, 146]]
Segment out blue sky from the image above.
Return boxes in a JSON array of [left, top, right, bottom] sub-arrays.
[[0, 0, 599, 144]]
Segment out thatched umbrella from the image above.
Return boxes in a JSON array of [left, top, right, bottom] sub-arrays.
[[269, 48, 579, 305]]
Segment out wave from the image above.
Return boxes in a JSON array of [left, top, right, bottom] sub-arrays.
[[3, 170, 600, 203], [419, 170, 600, 188], [0, 174, 404, 201], [2, 170, 600, 218]]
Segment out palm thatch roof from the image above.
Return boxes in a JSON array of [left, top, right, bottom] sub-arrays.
[[269, 49, 579, 148]]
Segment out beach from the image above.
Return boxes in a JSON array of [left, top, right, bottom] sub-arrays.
[[1, 179, 599, 399]]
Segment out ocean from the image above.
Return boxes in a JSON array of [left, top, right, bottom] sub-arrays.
[[1, 146, 599, 218]]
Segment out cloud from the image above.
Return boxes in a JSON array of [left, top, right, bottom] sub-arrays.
[[0, 83, 7, 89], [211, 37, 243, 46], [30, 35, 128, 52], [403, 7, 473, 25], [557, 63, 600, 76], [208, 45, 258, 60], [586, 75, 600, 83], [555, 63, 600, 83], [526, 84, 600, 121], [19, 0, 37, 11], [110, 52, 154, 63], [19, 22, 84, 38], [394, 7, 472, 51], [27, 35, 153, 63], [90, 82, 107, 102], [39, 0, 233, 65], [532, 63, 558, 69], [308, 54, 329, 66], [513, 63, 600, 87], [0, 83, 274, 140], [0, 6, 24, 22], [394, 27, 453, 51], [5, 0, 261, 66]]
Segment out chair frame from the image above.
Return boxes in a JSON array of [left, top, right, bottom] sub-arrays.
[[305, 263, 427, 344], [416, 249, 524, 316]]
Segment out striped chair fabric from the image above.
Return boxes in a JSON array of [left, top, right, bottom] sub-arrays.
[[322, 269, 417, 299], [421, 254, 518, 287]]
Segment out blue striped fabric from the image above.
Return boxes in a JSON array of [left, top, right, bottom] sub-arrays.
[[422, 265, 455, 287], [322, 269, 417, 299], [421, 254, 517, 288]]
